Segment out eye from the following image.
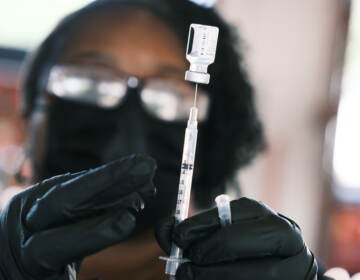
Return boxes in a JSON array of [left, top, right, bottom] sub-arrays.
[[47, 65, 128, 108]]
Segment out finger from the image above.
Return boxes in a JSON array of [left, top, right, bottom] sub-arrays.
[[176, 247, 317, 280], [22, 207, 136, 278], [26, 155, 156, 231], [155, 216, 176, 254], [184, 214, 303, 265], [68, 182, 155, 212], [18, 171, 87, 206], [174, 198, 275, 249], [3, 171, 87, 225]]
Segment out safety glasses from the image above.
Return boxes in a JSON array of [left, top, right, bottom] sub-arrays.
[[46, 65, 210, 122]]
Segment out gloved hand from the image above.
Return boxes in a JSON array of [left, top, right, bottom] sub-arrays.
[[156, 197, 318, 280], [0, 154, 156, 280]]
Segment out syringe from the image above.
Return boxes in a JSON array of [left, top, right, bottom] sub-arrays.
[[161, 95, 199, 280], [160, 24, 219, 280]]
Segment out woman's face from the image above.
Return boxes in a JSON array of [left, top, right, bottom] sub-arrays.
[[33, 7, 199, 214], [30, 9, 191, 280], [32, 9, 193, 178]]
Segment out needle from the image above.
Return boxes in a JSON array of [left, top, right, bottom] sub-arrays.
[[194, 83, 198, 107]]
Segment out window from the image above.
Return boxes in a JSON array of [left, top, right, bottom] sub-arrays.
[[0, 0, 94, 50]]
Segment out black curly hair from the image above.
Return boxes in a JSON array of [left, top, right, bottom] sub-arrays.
[[21, 0, 265, 207]]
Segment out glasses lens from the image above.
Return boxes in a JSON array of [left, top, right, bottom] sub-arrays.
[[140, 79, 210, 122], [47, 65, 127, 108]]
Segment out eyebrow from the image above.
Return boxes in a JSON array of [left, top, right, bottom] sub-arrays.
[[67, 50, 185, 77], [67, 51, 118, 69], [156, 64, 185, 76]]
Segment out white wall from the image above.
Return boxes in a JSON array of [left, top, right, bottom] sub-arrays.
[[217, 0, 345, 253]]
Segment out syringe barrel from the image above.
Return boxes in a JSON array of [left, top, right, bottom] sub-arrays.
[[164, 107, 198, 277], [175, 107, 198, 222]]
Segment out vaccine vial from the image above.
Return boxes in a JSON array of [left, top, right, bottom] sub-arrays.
[[185, 24, 219, 84]]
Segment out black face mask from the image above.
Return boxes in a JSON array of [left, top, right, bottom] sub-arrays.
[[30, 88, 205, 229]]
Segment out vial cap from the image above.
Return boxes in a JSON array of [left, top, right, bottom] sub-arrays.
[[185, 71, 210, 84]]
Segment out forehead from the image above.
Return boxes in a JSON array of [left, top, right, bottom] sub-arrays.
[[57, 9, 187, 79]]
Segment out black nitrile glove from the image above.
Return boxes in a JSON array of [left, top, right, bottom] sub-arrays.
[[156, 197, 318, 280], [0, 154, 156, 280]]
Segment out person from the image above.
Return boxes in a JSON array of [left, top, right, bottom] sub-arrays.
[[0, 0, 329, 279]]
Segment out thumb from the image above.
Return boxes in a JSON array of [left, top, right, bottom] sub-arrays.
[[155, 216, 176, 254]]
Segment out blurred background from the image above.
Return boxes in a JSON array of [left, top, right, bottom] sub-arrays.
[[0, 0, 359, 273]]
